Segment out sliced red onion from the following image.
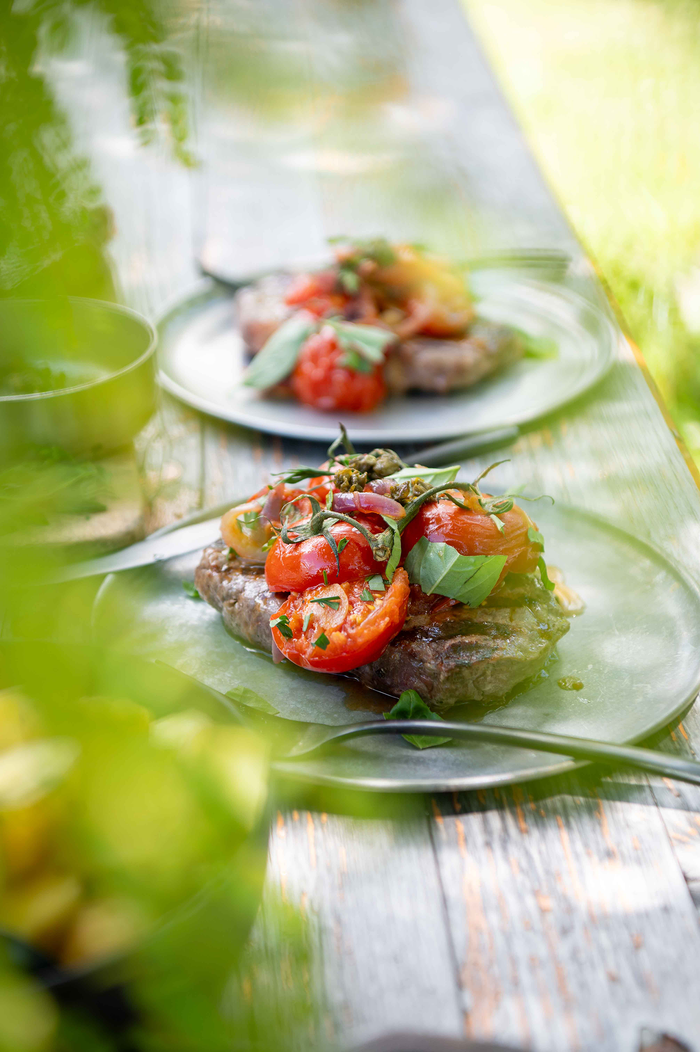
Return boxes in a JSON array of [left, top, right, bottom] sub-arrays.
[[271, 636, 285, 664], [366, 478, 394, 495], [332, 491, 404, 519], [261, 482, 285, 524]]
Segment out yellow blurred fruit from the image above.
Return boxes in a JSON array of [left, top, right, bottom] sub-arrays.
[[0, 872, 82, 954], [61, 895, 151, 967], [0, 969, 57, 1052], [0, 739, 78, 879], [0, 691, 42, 752]]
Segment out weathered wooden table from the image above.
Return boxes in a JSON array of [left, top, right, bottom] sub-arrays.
[[55, 1, 700, 1048]]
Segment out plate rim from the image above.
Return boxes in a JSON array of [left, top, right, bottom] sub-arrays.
[[156, 275, 620, 444], [94, 501, 700, 792]]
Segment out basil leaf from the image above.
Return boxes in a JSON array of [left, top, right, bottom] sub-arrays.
[[337, 537, 349, 555], [314, 632, 330, 650], [404, 537, 505, 607], [366, 574, 385, 591], [389, 464, 460, 487], [385, 689, 451, 750], [527, 527, 545, 551], [302, 611, 311, 632], [182, 580, 202, 600], [340, 349, 374, 374], [226, 686, 279, 716], [243, 313, 316, 388], [538, 557, 556, 591], [327, 319, 395, 363], [360, 588, 374, 601]]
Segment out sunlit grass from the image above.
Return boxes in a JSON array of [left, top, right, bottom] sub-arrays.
[[465, 0, 700, 455]]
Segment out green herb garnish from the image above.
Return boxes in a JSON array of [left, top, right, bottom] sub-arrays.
[[314, 632, 330, 650], [404, 538, 505, 607], [380, 515, 402, 581], [302, 612, 311, 632], [337, 537, 349, 555], [270, 614, 293, 639], [527, 527, 545, 551], [227, 546, 238, 559], [243, 313, 317, 388], [182, 580, 202, 600], [322, 569, 328, 586], [360, 588, 374, 602], [366, 574, 385, 591], [538, 557, 556, 591], [389, 464, 460, 487], [309, 596, 341, 610], [340, 349, 374, 374], [385, 690, 452, 750]]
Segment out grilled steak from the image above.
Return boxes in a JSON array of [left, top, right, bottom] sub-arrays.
[[195, 544, 283, 651], [383, 322, 523, 395], [195, 544, 569, 711], [234, 273, 294, 354]]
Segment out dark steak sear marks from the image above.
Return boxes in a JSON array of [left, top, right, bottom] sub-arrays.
[[195, 545, 569, 711]]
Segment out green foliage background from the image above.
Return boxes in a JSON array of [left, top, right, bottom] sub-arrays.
[[465, 0, 700, 459]]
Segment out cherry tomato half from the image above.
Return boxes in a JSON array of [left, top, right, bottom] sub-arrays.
[[291, 326, 386, 413], [271, 570, 410, 673], [265, 519, 385, 593], [401, 491, 540, 576], [220, 483, 304, 563]]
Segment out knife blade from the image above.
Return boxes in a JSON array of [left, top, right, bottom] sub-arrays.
[[53, 516, 221, 583]]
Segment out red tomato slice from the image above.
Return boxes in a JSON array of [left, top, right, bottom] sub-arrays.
[[271, 570, 410, 673], [265, 519, 385, 593], [401, 491, 540, 576]]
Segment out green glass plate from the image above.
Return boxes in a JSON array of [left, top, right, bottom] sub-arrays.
[[93, 502, 700, 791]]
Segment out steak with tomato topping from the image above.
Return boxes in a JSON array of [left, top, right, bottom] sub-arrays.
[[194, 545, 569, 711]]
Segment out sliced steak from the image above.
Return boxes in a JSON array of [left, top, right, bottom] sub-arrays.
[[234, 273, 294, 354], [195, 544, 283, 650], [195, 545, 569, 711], [383, 321, 522, 395]]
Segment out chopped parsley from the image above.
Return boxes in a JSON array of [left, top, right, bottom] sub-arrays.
[[270, 614, 293, 639], [309, 596, 341, 609]]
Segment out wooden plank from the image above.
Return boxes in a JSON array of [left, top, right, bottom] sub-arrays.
[[431, 781, 700, 1050], [267, 807, 465, 1047]]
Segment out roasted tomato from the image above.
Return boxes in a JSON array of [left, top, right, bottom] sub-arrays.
[[270, 570, 410, 673], [401, 491, 540, 575], [265, 519, 385, 593], [220, 483, 303, 563], [284, 271, 348, 318], [291, 326, 386, 413]]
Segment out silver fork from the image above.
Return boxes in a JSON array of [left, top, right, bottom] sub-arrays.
[[282, 718, 700, 786]]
